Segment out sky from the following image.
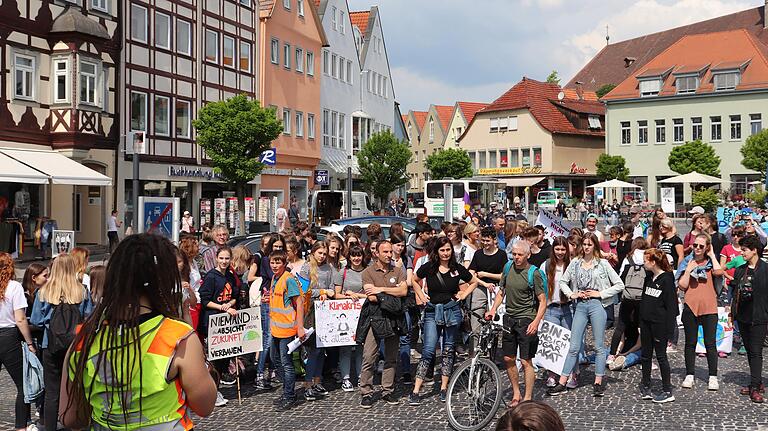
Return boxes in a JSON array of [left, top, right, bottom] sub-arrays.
[[346, 0, 764, 112]]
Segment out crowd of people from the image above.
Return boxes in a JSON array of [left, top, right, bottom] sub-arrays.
[[0, 202, 767, 430]]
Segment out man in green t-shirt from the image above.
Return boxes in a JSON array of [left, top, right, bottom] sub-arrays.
[[486, 240, 546, 406]]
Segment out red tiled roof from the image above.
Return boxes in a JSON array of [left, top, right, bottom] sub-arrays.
[[566, 5, 768, 92], [604, 30, 768, 100], [434, 105, 454, 131], [457, 102, 489, 124], [412, 111, 428, 130], [478, 78, 604, 137], [350, 11, 371, 35], [401, 114, 408, 126], [554, 99, 605, 115], [562, 88, 598, 101]]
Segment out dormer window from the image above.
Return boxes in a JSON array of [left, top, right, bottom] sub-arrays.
[[713, 72, 740, 91], [639, 78, 662, 97], [676, 75, 698, 94], [588, 115, 601, 129]]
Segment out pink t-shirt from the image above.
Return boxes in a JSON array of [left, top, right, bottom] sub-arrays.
[[720, 244, 742, 283]]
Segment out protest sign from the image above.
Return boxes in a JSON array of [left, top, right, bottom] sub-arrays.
[[315, 298, 365, 347], [716, 207, 738, 231], [535, 209, 572, 242], [696, 307, 733, 354], [207, 307, 262, 360], [486, 286, 506, 327], [533, 320, 571, 374]]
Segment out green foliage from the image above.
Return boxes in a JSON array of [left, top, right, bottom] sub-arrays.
[[595, 84, 616, 98], [193, 94, 282, 232], [745, 188, 767, 207], [357, 131, 411, 205], [425, 148, 473, 180], [667, 140, 721, 176], [546, 70, 560, 84], [595, 154, 629, 181], [692, 188, 721, 212], [741, 129, 768, 180]]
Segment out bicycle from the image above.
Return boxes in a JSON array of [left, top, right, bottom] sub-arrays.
[[445, 312, 508, 431]]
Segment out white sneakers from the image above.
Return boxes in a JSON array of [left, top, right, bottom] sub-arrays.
[[681, 375, 695, 388], [215, 391, 229, 407], [708, 376, 719, 391]]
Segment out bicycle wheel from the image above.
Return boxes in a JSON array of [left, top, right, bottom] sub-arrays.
[[446, 357, 503, 431]]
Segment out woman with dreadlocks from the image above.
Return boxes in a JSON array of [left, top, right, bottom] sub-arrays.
[[59, 234, 216, 430]]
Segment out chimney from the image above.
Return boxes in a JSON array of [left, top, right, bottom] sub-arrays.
[[575, 81, 584, 100]]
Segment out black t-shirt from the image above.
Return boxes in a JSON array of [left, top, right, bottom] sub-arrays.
[[658, 235, 683, 269], [528, 248, 548, 268], [735, 267, 755, 323], [639, 271, 679, 323], [469, 249, 508, 285], [416, 261, 473, 304]]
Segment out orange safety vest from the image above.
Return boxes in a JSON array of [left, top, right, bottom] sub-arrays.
[[269, 271, 298, 338]]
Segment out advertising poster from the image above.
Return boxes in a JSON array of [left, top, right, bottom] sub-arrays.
[[51, 230, 75, 258]]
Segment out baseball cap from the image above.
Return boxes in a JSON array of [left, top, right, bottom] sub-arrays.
[[586, 213, 599, 221], [688, 206, 705, 214], [183, 210, 190, 216], [490, 202, 498, 207]]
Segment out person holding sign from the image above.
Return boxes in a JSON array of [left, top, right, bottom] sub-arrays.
[[730, 235, 768, 403], [639, 249, 679, 403], [677, 233, 723, 391], [409, 237, 479, 406], [334, 245, 368, 392], [547, 233, 625, 397], [541, 236, 575, 388], [486, 241, 546, 407]]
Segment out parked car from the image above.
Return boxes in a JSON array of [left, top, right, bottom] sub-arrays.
[[330, 216, 417, 230], [321, 224, 411, 244], [228, 231, 328, 255]]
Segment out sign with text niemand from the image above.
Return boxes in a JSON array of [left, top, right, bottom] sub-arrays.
[[207, 307, 263, 360]]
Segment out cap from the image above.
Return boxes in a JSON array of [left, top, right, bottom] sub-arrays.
[[490, 202, 498, 207], [586, 213, 599, 220], [688, 206, 705, 214], [183, 210, 190, 216]]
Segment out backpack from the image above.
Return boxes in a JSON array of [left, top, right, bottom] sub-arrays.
[[620, 258, 647, 301], [47, 302, 82, 356], [502, 261, 548, 302]]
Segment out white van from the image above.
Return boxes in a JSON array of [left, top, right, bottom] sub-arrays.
[[309, 191, 372, 226]]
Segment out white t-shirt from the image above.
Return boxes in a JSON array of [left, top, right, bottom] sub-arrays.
[[0, 280, 26, 328], [108, 215, 118, 232]]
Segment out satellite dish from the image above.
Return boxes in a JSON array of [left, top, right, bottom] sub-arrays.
[[557, 91, 565, 101]]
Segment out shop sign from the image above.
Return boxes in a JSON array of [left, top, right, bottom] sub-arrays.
[[570, 163, 588, 174], [168, 166, 223, 181], [258, 148, 277, 166], [315, 170, 330, 186], [262, 168, 312, 177], [478, 167, 543, 175]]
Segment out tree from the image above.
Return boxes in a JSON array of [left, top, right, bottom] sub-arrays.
[[595, 83, 616, 98], [193, 95, 282, 234], [425, 148, 473, 180], [741, 129, 768, 180], [667, 140, 721, 177], [692, 188, 720, 212], [595, 154, 629, 181], [546, 70, 560, 84], [357, 131, 411, 208]]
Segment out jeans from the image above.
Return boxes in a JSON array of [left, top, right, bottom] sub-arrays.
[[562, 299, 607, 377], [304, 335, 325, 382], [258, 303, 272, 375], [0, 328, 28, 429], [681, 305, 718, 376], [738, 320, 768, 388], [543, 303, 574, 329], [43, 348, 64, 431], [270, 336, 297, 400], [415, 307, 459, 380], [360, 328, 398, 397], [399, 307, 416, 376], [610, 298, 640, 355], [107, 230, 119, 253], [640, 319, 672, 392], [339, 345, 363, 380]]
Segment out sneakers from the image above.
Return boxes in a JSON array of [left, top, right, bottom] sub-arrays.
[[439, 389, 447, 402], [408, 393, 421, 405], [593, 382, 606, 397], [738, 345, 747, 355], [360, 395, 374, 409], [718, 351, 728, 358], [545, 376, 557, 388], [304, 387, 320, 401], [652, 391, 675, 404], [254, 373, 272, 391], [666, 343, 678, 353], [382, 393, 399, 405], [681, 375, 695, 389], [742, 383, 765, 395], [751, 388, 765, 403], [708, 376, 719, 391], [640, 385, 653, 400], [410, 348, 422, 360], [341, 379, 355, 392], [215, 391, 228, 407], [546, 383, 568, 396], [606, 355, 615, 366], [312, 383, 330, 396], [566, 375, 579, 389], [220, 373, 237, 386], [609, 355, 626, 371], [272, 396, 285, 406], [275, 398, 297, 411], [401, 373, 413, 385]]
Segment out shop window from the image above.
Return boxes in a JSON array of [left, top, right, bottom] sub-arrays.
[[499, 150, 508, 167], [522, 149, 531, 167]]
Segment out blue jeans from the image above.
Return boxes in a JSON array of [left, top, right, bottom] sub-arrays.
[[562, 299, 607, 377], [305, 335, 325, 382], [399, 307, 414, 375], [258, 303, 272, 374], [270, 336, 296, 400], [416, 307, 460, 379], [543, 303, 574, 329], [339, 345, 363, 380]]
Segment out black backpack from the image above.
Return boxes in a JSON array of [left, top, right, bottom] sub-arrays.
[[47, 302, 82, 356]]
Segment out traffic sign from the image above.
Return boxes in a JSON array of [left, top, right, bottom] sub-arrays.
[[258, 148, 277, 166], [315, 169, 329, 186], [138, 197, 181, 244]]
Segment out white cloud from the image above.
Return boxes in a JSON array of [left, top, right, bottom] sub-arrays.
[[559, 0, 755, 80], [521, 0, 565, 8]]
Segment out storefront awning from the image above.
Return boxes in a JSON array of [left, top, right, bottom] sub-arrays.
[[500, 176, 546, 187], [320, 147, 359, 176], [0, 152, 50, 184], [0, 148, 112, 186]]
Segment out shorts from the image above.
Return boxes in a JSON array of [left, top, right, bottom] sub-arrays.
[[501, 316, 539, 360]]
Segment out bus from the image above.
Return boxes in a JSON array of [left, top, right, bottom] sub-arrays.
[[424, 178, 504, 218], [536, 190, 572, 211]]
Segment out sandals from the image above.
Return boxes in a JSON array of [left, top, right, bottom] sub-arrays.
[[508, 398, 521, 408]]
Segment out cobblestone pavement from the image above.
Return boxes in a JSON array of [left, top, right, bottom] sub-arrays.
[[3, 340, 768, 431]]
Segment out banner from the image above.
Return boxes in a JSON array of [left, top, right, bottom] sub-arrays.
[[696, 306, 733, 354], [533, 320, 571, 374], [315, 299, 366, 347], [660, 188, 675, 214], [207, 307, 262, 360], [535, 209, 572, 242]]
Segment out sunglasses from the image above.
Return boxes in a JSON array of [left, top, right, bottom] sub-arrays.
[[693, 244, 707, 249]]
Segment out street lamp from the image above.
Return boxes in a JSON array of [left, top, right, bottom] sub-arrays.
[[347, 154, 353, 219]]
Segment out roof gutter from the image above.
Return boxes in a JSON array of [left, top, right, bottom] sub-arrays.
[[604, 87, 768, 105]]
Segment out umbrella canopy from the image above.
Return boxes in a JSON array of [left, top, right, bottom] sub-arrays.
[[657, 171, 723, 184], [587, 179, 642, 189]]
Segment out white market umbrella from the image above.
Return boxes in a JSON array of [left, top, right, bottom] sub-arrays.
[[657, 171, 723, 184], [588, 179, 642, 189]]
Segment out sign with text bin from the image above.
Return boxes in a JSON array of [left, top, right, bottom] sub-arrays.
[[315, 169, 330, 186], [138, 196, 180, 244]]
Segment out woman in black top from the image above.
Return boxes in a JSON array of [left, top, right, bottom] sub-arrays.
[[657, 218, 684, 269], [409, 236, 479, 405], [639, 248, 679, 403]]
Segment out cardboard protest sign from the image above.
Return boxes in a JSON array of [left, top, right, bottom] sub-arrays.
[[535, 209, 572, 242], [315, 299, 365, 347], [696, 306, 733, 354], [486, 286, 506, 327], [207, 307, 262, 360], [533, 320, 571, 374]]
